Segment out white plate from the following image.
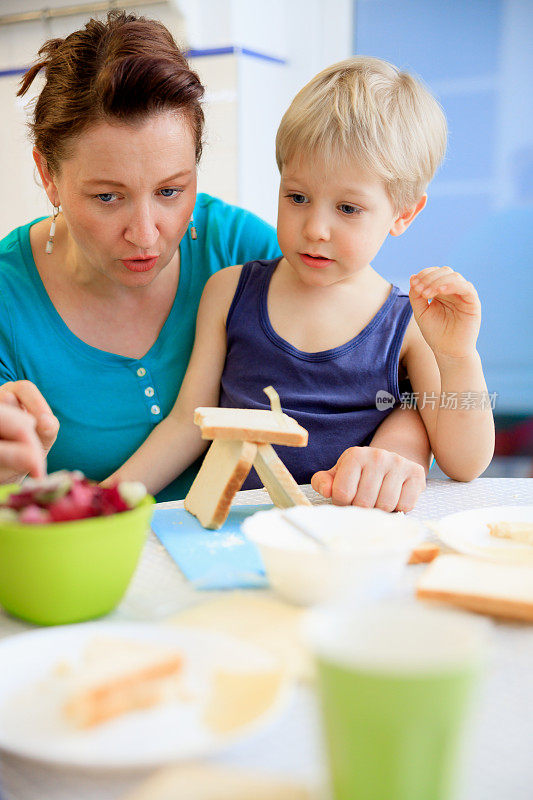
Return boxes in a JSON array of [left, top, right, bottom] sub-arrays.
[[435, 505, 533, 563], [0, 621, 291, 769]]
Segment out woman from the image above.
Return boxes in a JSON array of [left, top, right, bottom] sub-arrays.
[[0, 11, 429, 506]]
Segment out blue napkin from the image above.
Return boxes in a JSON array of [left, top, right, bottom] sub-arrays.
[[151, 505, 274, 590]]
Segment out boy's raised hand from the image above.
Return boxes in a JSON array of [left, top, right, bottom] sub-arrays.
[[409, 267, 481, 359], [311, 446, 426, 512]]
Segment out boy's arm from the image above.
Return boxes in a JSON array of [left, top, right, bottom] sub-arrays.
[[404, 267, 495, 481], [369, 405, 432, 470], [311, 407, 429, 511], [103, 267, 242, 495]]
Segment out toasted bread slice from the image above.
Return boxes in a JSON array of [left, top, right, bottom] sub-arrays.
[[252, 444, 311, 508], [193, 407, 308, 447], [417, 554, 533, 621], [185, 439, 257, 529]]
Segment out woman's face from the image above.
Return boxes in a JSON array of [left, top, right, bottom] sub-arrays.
[[44, 111, 197, 288]]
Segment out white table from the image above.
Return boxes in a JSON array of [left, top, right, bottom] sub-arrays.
[[1, 479, 532, 800]]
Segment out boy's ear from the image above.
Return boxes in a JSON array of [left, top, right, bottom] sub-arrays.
[[389, 194, 427, 237], [33, 147, 60, 206]]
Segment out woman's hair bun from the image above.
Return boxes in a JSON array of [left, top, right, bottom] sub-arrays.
[[18, 11, 205, 172]]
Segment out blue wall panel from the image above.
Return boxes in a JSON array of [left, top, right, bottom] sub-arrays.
[[353, 0, 533, 414]]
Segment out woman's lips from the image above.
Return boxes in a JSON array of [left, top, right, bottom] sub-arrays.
[[121, 256, 159, 273], [299, 252, 333, 269]]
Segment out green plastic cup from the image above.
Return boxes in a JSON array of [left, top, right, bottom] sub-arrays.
[[0, 486, 155, 625], [306, 602, 487, 800]]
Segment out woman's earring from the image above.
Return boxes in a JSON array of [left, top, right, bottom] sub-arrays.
[[189, 214, 197, 241], [45, 205, 60, 254]]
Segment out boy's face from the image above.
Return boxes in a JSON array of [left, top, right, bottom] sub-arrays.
[[277, 154, 402, 288]]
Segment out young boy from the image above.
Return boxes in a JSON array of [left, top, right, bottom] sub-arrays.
[[106, 56, 494, 509]]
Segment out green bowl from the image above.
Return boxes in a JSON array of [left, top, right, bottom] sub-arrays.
[[0, 486, 155, 625]]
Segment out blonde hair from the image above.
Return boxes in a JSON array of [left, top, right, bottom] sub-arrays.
[[275, 56, 447, 213]]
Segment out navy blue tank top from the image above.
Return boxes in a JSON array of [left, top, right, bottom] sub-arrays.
[[219, 258, 412, 490]]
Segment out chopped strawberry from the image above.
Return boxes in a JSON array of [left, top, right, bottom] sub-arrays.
[[95, 485, 130, 515], [7, 489, 38, 511], [19, 505, 51, 524], [48, 495, 94, 522]]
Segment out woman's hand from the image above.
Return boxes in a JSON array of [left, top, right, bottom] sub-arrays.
[[311, 446, 426, 512], [0, 381, 59, 482], [0, 403, 47, 484], [409, 267, 481, 359]]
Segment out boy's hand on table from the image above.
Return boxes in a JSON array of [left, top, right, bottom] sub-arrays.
[[409, 266, 481, 359], [311, 446, 426, 512]]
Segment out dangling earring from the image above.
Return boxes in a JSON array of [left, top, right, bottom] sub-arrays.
[[45, 205, 60, 254], [189, 214, 197, 240]]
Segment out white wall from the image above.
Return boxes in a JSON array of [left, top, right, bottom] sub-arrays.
[[0, 1, 187, 237], [179, 0, 353, 81], [0, 0, 353, 236]]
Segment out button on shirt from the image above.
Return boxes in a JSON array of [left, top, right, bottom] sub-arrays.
[[135, 368, 159, 414]]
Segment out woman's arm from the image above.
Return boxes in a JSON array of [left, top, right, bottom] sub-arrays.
[[405, 267, 495, 480], [103, 267, 242, 495], [311, 406, 429, 511]]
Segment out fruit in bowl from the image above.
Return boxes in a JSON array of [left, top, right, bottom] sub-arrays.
[[0, 470, 148, 524], [0, 471, 155, 625]]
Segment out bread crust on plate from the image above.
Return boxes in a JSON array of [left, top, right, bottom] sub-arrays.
[[408, 543, 440, 564], [488, 521, 533, 545], [63, 639, 183, 727]]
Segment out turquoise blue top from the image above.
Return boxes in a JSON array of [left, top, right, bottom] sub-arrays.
[[0, 194, 281, 501]]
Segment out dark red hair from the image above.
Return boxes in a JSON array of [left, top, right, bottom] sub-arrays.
[[18, 10, 205, 173]]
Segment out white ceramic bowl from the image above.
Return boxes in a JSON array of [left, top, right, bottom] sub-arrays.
[[242, 506, 422, 606]]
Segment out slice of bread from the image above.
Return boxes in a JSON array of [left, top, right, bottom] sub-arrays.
[[194, 407, 308, 447], [203, 667, 284, 734], [417, 554, 533, 621], [185, 439, 257, 529], [488, 521, 533, 545], [252, 444, 311, 508], [63, 637, 183, 728], [408, 542, 440, 564]]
